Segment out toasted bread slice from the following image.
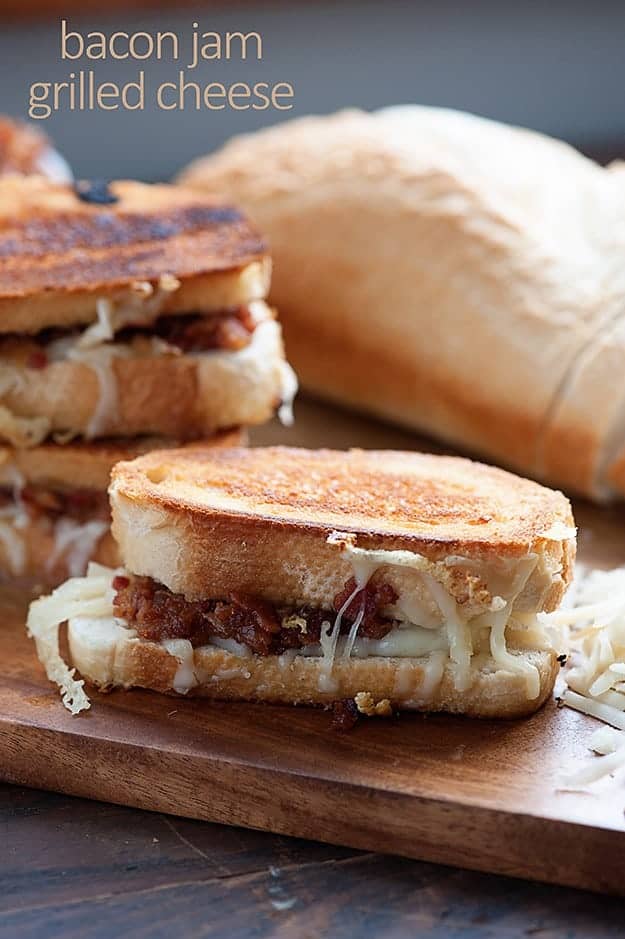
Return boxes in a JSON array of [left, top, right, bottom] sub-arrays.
[[110, 446, 575, 613], [0, 176, 269, 334], [0, 314, 288, 445], [0, 430, 244, 585], [68, 615, 558, 719]]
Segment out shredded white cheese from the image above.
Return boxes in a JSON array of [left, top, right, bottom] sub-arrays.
[[26, 563, 118, 714], [78, 276, 181, 349], [544, 565, 625, 785]]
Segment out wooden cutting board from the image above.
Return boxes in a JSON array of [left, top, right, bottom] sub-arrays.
[[2, 401, 625, 896]]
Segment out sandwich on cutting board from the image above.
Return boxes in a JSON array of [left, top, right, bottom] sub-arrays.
[[0, 116, 71, 181], [0, 175, 295, 583], [28, 446, 576, 719], [178, 106, 625, 502]]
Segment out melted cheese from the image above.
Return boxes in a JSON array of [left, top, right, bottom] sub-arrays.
[[277, 360, 298, 426], [489, 607, 541, 700], [32, 546, 557, 714], [326, 530, 545, 700], [162, 638, 198, 695], [78, 276, 181, 348], [0, 518, 26, 575], [425, 573, 473, 692], [0, 404, 50, 448], [0, 469, 29, 574]]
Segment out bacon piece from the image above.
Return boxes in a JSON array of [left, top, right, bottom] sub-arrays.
[[333, 578, 398, 639], [330, 699, 360, 732], [112, 574, 398, 654]]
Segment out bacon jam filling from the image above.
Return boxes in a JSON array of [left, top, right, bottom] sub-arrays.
[[112, 574, 398, 657], [0, 485, 110, 523], [2, 305, 257, 369]]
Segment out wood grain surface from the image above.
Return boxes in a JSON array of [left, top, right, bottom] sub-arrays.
[[2, 399, 625, 905], [2, 783, 624, 939]]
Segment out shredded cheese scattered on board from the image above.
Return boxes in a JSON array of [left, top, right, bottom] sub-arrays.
[[542, 565, 625, 785]]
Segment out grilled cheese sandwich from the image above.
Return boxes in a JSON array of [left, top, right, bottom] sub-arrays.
[[28, 446, 575, 717]]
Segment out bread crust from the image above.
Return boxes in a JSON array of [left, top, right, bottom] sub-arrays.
[[538, 315, 625, 499], [67, 618, 558, 718], [0, 319, 285, 442], [0, 262, 271, 336], [179, 107, 625, 499], [0, 177, 269, 333], [110, 446, 575, 612]]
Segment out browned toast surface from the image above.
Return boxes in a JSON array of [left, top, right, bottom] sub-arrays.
[[0, 177, 268, 332], [112, 446, 574, 557]]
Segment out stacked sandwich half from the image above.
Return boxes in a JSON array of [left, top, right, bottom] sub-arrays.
[[0, 175, 295, 585]]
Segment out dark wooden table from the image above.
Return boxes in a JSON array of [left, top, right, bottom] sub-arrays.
[[2, 783, 624, 938], [2, 400, 624, 937]]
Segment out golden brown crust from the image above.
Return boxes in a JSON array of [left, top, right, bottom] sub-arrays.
[[113, 445, 574, 552], [0, 262, 271, 336], [0, 176, 269, 333], [68, 621, 558, 718], [110, 446, 575, 610], [537, 315, 625, 500]]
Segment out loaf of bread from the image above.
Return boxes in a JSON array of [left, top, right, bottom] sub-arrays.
[[178, 106, 625, 501]]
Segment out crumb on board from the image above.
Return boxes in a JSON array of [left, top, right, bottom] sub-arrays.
[[354, 691, 393, 717]]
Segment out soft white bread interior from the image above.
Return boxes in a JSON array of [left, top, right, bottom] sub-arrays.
[[178, 106, 625, 501], [67, 613, 558, 719], [0, 310, 290, 445]]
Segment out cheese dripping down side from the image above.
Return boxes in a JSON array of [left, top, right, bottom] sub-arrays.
[[324, 531, 545, 700]]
